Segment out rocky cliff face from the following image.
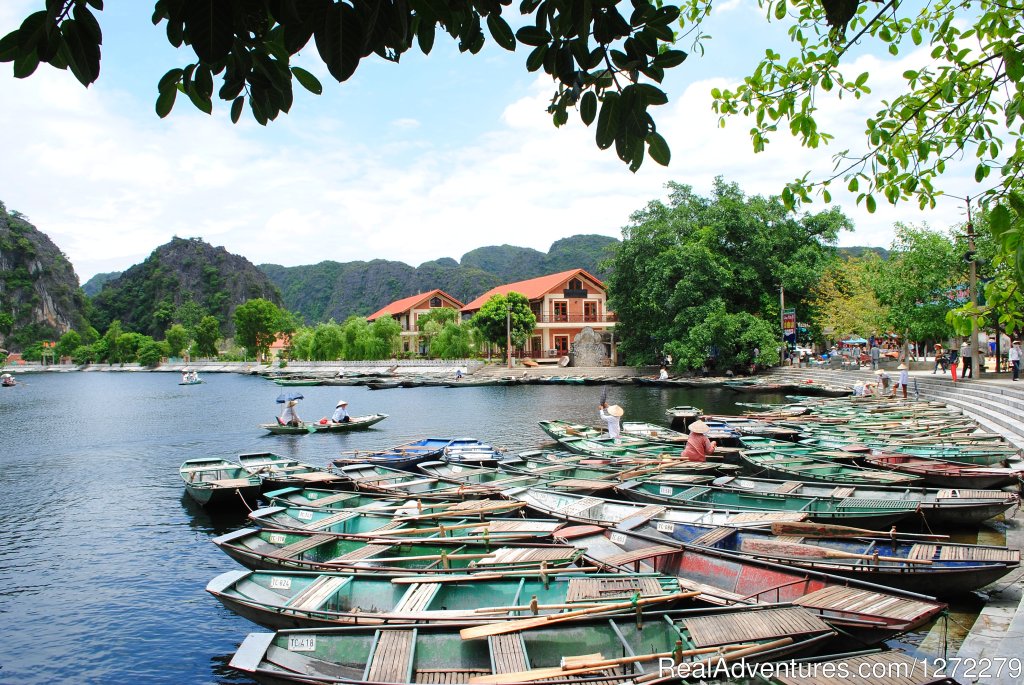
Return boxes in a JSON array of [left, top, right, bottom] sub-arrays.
[[91, 237, 282, 337], [0, 203, 89, 350]]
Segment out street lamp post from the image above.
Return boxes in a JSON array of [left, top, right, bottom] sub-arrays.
[[967, 199, 979, 379]]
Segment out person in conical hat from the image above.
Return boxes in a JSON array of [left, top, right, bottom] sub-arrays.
[[895, 363, 910, 398], [681, 420, 717, 462], [599, 402, 623, 439], [279, 398, 302, 427], [331, 399, 351, 423]]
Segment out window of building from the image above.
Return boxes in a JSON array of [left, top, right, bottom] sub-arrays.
[[554, 335, 569, 355], [553, 301, 568, 321], [568, 278, 582, 290], [584, 301, 598, 321], [429, 296, 442, 308]]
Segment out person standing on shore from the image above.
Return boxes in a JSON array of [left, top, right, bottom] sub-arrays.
[[870, 344, 881, 370], [960, 340, 972, 378], [896, 364, 910, 398], [599, 403, 623, 439], [932, 344, 946, 374], [1010, 341, 1022, 381]]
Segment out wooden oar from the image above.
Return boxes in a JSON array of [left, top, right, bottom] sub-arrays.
[[770, 521, 949, 541], [459, 591, 698, 639], [740, 538, 933, 564]]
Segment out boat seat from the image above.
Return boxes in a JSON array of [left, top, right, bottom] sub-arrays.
[[908, 544, 937, 560], [603, 545, 679, 568], [209, 478, 254, 488], [292, 471, 342, 483], [774, 481, 804, 494], [565, 576, 665, 602], [558, 497, 602, 517], [328, 543, 393, 563], [683, 606, 829, 648], [478, 547, 574, 565], [380, 477, 435, 489], [303, 491, 358, 507], [394, 583, 442, 613], [830, 487, 856, 498], [488, 633, 531, 674], [286, 575, 351, 611], [687, 527, 736, 547], [615, 505, 666, 529], [364, 630, 416, 683], [414, 669, 490, 683], [274, 534, 335, 559], [303, 510, 359, 531]]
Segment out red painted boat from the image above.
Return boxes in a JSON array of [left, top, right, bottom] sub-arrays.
[[865, 453, 1024, 489]]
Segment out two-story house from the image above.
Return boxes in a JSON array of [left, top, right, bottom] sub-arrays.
[[367, 289, 465, 354]]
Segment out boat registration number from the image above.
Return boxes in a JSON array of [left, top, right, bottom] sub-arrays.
[[297, 510, 314, 520], [656, 522, 674, 533], [270, 577, 292, 590], [307, 492, 318, 500], [610, 532, 627, 544], [659, 486, 673, 496], [269, 533, 287, 544], [288, 636, 316, 652], [451, 465, 463, 473]]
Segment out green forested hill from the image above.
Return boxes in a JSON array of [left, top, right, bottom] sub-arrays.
[[261, 234, 619, 323], [81, 271, 121, 297], [0, 202, 89, 349], [91, 237, 282, 336]]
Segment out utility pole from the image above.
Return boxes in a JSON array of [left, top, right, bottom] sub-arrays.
[[966, 198, 979, 379], [506, 303, 513, 369], [779, 285, 785, 365]]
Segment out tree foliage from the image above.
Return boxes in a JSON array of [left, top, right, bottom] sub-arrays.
[[809, 255, 889, 342], [164, 323, 190, 357], [430, 322, 476, 359], [193, 315, 221, 357], [470, 292, 537, 352], [606, 178, 848, 369], [233, 298, 288, 360], [336, 316, 401, 360]]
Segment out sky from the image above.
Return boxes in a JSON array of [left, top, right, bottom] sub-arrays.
[[0, 1, 981, 283]]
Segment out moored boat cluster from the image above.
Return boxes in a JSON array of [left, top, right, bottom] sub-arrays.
[[181, 395, 1023, 684]]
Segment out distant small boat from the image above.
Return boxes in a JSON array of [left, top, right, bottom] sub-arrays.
[[272, 378, 323, 386], [1, 373, 16, 387], [259, 413, 388, 435], [179, 457, 262, 509]]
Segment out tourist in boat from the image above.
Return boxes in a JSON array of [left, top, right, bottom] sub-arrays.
[[331, 399, 351, 423], [896, 363, 910, 398], [599, 402, 623, 439], [658, 366, 669, 380], [181, 370, 189, 383], [680, 420, 716, 462], [279, 399, 302, 427], [455, 369, 463, 380]]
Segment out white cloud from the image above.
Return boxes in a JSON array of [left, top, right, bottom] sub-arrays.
[[0, 24, 986, 288]]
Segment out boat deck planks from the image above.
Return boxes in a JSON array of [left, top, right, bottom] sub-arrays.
[[304, 491, 357, 507], [795, 586, 935, 621], [329, 543, 393, 563], [683, 606, 828, 648], [274, 534, 335, 559], [209, 478, 254, 487], [565, 576, 665, 602], [488, 633, 530, 674], [938, 546, 1020, 562], [727, 512, 808, 523], [937, 488, 1016, 499], [366, 630, 415, 683], [479, 547, 574, 565], [831, 487, 856, 498], [774, 651, 935, 685], [286, 575, 350, 611], [776, 481, 804, 493], [415, 669, 490, 683], [559, 497, 602, 516], [615, 505, 666, 525], [908, 544, 937, 561], [265, 646, 350, 679]]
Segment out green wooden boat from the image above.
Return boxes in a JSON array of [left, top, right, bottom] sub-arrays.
[[420, 460, 618, 495], [229, 604, 835, 684], [709, 475, 1020, 525], [208, 570, 685, 630], [259, 413, 388, 435], [247, 505, 565, 541], [263, 488, 528, 519], [180, 457, 261, 509], [239, 452, 346, 492], [547, 438, 737, 474], [212, 527, 586, 573], [338, 463, 510, 499], [615, 480, 920, 527], [537, 419, 602, 441], [737, 449, 922, 486], [272, 378, 324, 386]]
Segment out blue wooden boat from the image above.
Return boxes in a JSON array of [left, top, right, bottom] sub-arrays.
[[332, 438, 454, 470], [263, 487, 529, 518]]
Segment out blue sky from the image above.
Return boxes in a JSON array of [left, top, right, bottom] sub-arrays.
[[0, 1, 977, 281]]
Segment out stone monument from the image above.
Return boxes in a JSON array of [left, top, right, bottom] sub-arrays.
[[572, 327, 608, 367]]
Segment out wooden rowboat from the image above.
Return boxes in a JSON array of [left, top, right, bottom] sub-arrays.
[[614, 480, 920, 528], [259, 413, 388, 435], [332, 437, 453, 470], [208, 570, 687, 630], [179, 457, 261, 509], [573, 527, 946, 647], [229, 604, 835, 684], [263, 488, 528, 519], [709, 475, 1019, 525], [737, 449, 922, 486], [865, 454, 1024, 489], [238, 453, 345, 492], [420, 460, 614, 495], [212, 527, 587, 574]]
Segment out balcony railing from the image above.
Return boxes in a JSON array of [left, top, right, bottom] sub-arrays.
[[533, 314, 618, 324]]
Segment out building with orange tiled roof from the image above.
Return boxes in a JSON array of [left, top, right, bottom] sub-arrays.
[[461, 269, 617, 362], [367, 289, 465, 354]]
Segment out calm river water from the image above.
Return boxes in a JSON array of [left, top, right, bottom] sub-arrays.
[[0, 371, 761, 685]]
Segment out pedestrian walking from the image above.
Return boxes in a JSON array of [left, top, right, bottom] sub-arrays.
[[1011, 340, 1022, 381], [870, 344, 881, 370], [932, 344, 946, 373], [960, 340, 972, 378]]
